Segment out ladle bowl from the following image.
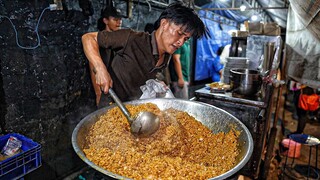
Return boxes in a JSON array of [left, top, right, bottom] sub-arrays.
[[108, 88, 160, 137]]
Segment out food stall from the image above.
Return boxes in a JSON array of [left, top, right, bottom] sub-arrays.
[[192, 20, 283, 178]]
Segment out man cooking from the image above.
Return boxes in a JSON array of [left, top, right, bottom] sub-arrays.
[[91, 6, 126, 107], [82, 2, 208, 102]]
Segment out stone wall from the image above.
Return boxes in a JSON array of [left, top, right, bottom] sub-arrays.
[[0, 0, 162, 179]]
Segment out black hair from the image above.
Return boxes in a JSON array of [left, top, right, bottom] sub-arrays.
[[153, 2, 209, 39], [97, 8, 108, 31], [144, 23, 154, 34], [97, 18, 105, 31]]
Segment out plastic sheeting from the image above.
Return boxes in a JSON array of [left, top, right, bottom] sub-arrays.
[[246, 35, 282, 70], [194, 10, 237, 81], [285, 1, 320, 89]]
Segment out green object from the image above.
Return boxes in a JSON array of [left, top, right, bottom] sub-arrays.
[[78, 175, 86, 180], [169, 39, 191, 82]]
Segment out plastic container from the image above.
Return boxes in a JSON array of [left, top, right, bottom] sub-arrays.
[[0, 133, 41, 179], [281, 138, 301, 158]]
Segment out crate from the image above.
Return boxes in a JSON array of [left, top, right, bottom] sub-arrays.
[[0, 133, 41, 180]]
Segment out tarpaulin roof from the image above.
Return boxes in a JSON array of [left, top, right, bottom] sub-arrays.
[[195, 0, 288, 28], [200, 2, 251, 23]]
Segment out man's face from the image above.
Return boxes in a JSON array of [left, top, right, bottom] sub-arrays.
[[158, 19, 192, 54], [103, 16, 122, 32]]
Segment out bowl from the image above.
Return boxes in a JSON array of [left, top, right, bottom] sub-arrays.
[[72, 98, 253, 180]]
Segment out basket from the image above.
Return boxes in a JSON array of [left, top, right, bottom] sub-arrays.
[[0, 133, 41, 180]]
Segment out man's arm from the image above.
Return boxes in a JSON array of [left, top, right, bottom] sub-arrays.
[[172, 53, 185, 88], [82, 32, 112, 93]]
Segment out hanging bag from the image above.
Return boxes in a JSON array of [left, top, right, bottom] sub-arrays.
[[298, 89, 319, 111]]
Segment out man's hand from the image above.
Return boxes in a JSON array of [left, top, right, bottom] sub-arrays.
[[93, 64, 113, 94], [178, 78, 184, 88]]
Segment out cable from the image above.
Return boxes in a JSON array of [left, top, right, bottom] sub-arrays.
[[0, 7, 50, 50]]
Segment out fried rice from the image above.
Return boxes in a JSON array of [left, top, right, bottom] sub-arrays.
[[83, 103, 240, 180]]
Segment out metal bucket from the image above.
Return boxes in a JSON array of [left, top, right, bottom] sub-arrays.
[[72, 98, 254, 180], [229, 68, 262, 96]]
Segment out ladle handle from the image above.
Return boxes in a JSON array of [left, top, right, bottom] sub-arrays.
[[108, 88, 134, 124]]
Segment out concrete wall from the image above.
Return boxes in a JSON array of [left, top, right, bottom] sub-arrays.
[[0, 0, 162, 179]]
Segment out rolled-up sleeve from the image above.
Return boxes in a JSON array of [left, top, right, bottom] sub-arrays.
[[97, 29, 131, 50], [97, 31, 109, 48]]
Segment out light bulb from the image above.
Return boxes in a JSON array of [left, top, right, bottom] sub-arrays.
[[240, 4, 246, 11], [251, 15, 258, 21]]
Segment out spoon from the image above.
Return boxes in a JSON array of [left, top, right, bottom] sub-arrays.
[[108, 88, 160, 137]]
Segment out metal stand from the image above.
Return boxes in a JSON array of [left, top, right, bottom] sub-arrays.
[[282, 139, 319, 179]]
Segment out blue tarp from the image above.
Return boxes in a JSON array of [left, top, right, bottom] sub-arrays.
[[195, 10, 237, 81]]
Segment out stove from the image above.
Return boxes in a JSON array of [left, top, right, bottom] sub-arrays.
[[195, 86, 267, 108]]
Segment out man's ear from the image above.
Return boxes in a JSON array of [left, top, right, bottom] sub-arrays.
[[103, 18, 109, 25], [160, 19, 169, 30]]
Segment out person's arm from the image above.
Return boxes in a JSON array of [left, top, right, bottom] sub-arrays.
[[89, 62, 102, 106], [172, 53, 185, 88], [82, 32, 112, 94]]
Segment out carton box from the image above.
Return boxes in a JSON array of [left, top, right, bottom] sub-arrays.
[[248, 22, 264, 35], [264, 22, 281, 36]]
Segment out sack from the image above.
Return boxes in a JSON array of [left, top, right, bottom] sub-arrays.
[[298, 93, 319, 111]]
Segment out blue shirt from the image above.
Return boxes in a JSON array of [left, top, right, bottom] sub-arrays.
[[209, 56, 224, 82]]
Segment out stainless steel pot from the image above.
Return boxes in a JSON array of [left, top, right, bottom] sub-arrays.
[[72, 98, 254, 180], [229, 68, 262, 96]]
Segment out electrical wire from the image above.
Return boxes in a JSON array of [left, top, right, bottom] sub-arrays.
[[0, 7, 50, 50]]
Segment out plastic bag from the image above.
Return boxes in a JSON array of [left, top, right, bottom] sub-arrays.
[[1, 136, 22, 157], [140, 79, 175, 99]]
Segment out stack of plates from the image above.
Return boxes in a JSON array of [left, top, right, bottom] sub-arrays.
[[222, 57, 249, 84]]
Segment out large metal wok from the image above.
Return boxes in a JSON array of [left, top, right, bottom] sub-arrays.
[[72, 98, 253, 180]]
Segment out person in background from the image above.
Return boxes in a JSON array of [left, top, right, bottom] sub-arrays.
[[169, 39, 191, 99], [90, 6, 125, 107], [82, 2, 208, 102], [289, 80, 301, 120], [209, 46, 224, 82], [97, 6, 124, 31], [219, 44, 230, 83], [293, 84, 319, 134]]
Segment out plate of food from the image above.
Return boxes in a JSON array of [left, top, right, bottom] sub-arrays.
[[205, 82, 231, 93]]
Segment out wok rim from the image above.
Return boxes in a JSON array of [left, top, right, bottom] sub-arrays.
[[71, 98, 254, 180]]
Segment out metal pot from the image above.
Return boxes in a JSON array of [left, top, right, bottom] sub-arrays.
[[72, 98, 253, 180], [229, 68, 262, 96]]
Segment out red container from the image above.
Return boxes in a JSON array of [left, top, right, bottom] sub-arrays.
[[281, 138, 301, 158]]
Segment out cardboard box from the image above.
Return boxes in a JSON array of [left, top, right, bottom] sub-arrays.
[[264, 22, 281, 36], [237, 30, 249, 37], [248, 22, 264, 35]]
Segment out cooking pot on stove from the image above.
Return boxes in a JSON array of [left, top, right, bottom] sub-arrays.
[[72, 98, 253, 180], [229, 68, 262, 96]]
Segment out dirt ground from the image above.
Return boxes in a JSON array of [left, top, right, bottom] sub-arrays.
[[239, 88, 320, 180]]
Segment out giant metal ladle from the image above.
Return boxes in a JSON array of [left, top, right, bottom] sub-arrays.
[[108, 88, 160, 137]]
